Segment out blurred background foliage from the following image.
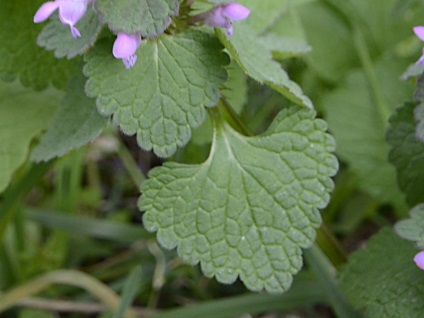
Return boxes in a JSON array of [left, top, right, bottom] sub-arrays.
[[1, 0, 424, 317]]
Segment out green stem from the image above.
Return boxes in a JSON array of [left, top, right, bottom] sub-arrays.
[[219, 98, 253, 136], [304, 245, 363, 318], [353, 27, 392, 125], [117, 143, 145, 187]]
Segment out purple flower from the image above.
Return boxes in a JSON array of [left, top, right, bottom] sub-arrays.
[[34, 0, 94, 38], [414, 251, 424, 270], [113, 33, 142, 69], [413, 26, 424, 65], [193, 3, 250, 36]]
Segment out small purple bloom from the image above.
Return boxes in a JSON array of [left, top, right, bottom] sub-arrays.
[[113, 33, 142, 69], [34, 0, 94, 38], [413, 26, 424, 65], [193, 3, 250, 36], [414, 251, 424, 270]]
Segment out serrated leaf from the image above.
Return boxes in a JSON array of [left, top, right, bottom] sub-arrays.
[[96, 0, 179, 38], [338, 228, 424, 318], [216, 25, 313, 109], [0, 81, 61, 192], [37, 8, 103, 59], [387, 102, 424, 206], [401, 63, 424, 81], [140, 106, 338, 292], [31, 74, 108, 162], [84, 30, 228, 158], [321, 59, 410, 207], [395, 204, 424, 248], [0, 0, 78, 89]]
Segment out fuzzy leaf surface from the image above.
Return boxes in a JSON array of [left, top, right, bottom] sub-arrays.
[[31, 75, 108, 162], [96, 0, 179, 37], [37, 8, 103, 59], [140, 107, 338, 292], [217, 25, 312, 109], [84, 30, 228, 158], [395, 204, 424, 248], [339, 228, 424, 318], [0, 81, 61, 192], [387, 102, 424, 206], [0, 0, 78, 89]]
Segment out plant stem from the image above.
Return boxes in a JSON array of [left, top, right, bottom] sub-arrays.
[[304, 245, 363, 318]]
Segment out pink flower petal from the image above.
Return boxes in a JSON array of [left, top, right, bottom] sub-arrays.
[[414, 26, 424, 42], [414, 251, 424, 270], [33, 1, 60, 23], [222, 4, 250, 21], [58, 1, 88, 27], [113, 33, 141, 59]]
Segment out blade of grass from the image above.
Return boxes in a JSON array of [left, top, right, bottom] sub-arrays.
[[113, 265, 143, 318], [0, 269, 138, 318], [154, 274, 327, 318], [25, 208, 151, 243]]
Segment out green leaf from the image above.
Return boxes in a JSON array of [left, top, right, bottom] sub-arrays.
[[31, 74, 108, 162], [415, 103, 424, 143], [0, 81, 61, 192], [238, 0, 290, 34], [0, 0, 78, 89], [297, 2, 357, 82], [259, 35, 311, 60], [338, 228, 424, 318], [217, 25, 313, 109], [222, 62, 247, 115], [321, 59, 410, 207], [387, 102, 424, 206], [37, 8, 103, 59], [395, 204, 424, 248], [84, 30, 228, 158], [140, 106, 338, 292], [96, 0, 179, 37]]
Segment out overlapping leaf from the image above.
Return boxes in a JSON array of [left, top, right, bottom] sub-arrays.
[[37, 9, 103, 59], [96, 0, 179, 38], [0, 0, 78, 89], [387, 102, 424, 206], [31, 75, 108, 162], [339, 228, 424, 318], [140, 106, 338, 292], [0, 81, 61, 192], [395, 204, 424, 248], [217, 25, 313, 109], [84, 30, 228, 158]]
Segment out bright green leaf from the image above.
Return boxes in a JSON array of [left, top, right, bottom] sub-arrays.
[[31, 74, 108, 162], [387, 102, 424, 206], [217, 25, 313, 109], [84, 30, 228, 158], [140, 106, 338, 292], [96, 0, 179, 37], [0, 81, 61, 192], [395, 204, 424, 248], [339, 228, 424, 318], [37, 9, 103, 59], [0, 0, 78, 89]]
